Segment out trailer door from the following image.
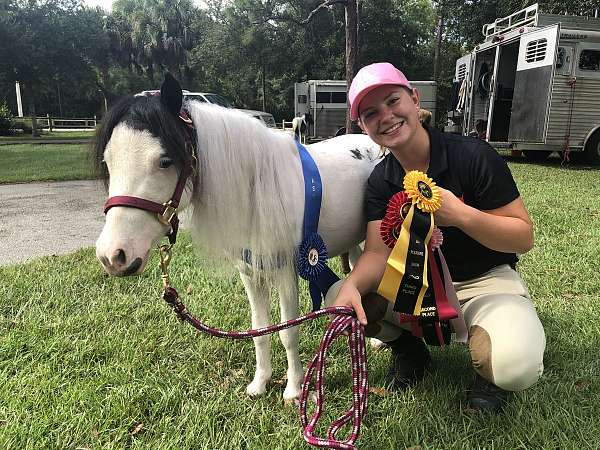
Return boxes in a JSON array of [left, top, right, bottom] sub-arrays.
[[463, 53, 476, 136], [508, 24, 560, 143], [485, 45, 501, 142]]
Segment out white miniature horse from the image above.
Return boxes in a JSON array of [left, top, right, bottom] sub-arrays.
[[94, 75, 379, 401]]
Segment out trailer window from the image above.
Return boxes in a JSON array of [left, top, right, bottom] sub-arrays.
[[556, 47, 573, 75], [331, 92, 347, 103], [579, 49, 600, 72], [316, 92, 330, 103], [316, 91, 347, 103], [525, 38, 547, 63], [556, 47, 565, 68]]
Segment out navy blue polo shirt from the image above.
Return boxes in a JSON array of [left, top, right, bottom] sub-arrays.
[[366, 126, 520, 282]]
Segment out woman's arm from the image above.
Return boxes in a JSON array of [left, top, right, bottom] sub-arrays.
[[333, 220, 391, 325], [435, 187, 534, 254]]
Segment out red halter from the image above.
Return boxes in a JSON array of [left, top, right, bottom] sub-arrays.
[[103, 111, 196, 244]]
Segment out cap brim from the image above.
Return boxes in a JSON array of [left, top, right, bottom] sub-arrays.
[[350, 81, 411, 121]]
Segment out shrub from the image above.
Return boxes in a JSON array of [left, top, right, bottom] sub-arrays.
[[11, 117, 32, 133], [0, 102, 12, 136]]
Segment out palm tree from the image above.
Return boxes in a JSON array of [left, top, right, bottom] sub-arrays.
[[111, 0, 196, 85]]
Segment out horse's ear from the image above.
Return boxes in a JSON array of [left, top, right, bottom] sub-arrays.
[[160, 73, 183, 116]]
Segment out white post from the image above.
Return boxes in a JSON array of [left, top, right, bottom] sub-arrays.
[[15, 81, 23, 117]]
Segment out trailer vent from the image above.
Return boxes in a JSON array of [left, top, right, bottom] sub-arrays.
[[525, 38, 547, 63], [458, 64, 467, 80]]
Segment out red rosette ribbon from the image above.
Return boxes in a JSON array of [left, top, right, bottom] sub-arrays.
[[380, 191, 412, 249]]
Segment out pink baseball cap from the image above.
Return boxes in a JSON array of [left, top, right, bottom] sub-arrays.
[[348, 62, 412, 120]]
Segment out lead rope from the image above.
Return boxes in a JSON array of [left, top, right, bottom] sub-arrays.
[[158, 245, 368, 450], [562, 76, 577, 165]]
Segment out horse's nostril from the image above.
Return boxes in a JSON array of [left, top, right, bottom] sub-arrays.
[[114, 249, 126, 265], [99, 255, 109, 267]]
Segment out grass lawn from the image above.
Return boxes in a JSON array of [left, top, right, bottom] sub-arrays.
[[0, 130, 94, 142], [1, 160, 599, 449], [0, 143, 94, 183]]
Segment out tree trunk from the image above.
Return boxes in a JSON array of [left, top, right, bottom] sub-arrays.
[[27, 85, 39, 137], [345, 0, 360, 134], [57, 81, 63, 117], [262, 60, 267, 113], [433, 11, 445, 82]]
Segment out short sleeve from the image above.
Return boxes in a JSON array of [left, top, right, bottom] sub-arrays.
[[365, 166, 390, 222], [467, 142, 520, 210]]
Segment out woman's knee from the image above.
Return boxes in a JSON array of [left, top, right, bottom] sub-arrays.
[[491, 341, 545, 391], [465, 293, 546, 390], [469, 322, 545, 391]]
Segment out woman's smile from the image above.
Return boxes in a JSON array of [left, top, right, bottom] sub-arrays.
[[381, 119, 406, 135]]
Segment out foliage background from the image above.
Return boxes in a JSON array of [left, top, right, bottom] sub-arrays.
[[1, 0, 600, 123]]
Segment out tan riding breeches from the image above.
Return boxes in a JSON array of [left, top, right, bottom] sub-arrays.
[[325, 264, 546, 391]]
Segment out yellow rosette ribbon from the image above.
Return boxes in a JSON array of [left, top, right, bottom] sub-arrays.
[[377, 171, 442, 316]]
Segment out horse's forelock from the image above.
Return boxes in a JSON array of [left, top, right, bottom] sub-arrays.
[[92, 96, 192, 190]]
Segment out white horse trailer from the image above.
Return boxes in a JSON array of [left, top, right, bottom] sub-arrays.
[[295, 79, 437, 140], [446, 3, 600, 164]]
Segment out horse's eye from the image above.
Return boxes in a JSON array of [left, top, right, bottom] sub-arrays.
[[159, 156, 173, 169]]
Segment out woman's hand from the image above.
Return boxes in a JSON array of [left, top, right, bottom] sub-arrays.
[[333, 281, 368, 326], [434, 188, 534, 254], [433, 186, 467, 227]]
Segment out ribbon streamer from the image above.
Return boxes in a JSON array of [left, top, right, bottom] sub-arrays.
[[377, 170, 465, 345]]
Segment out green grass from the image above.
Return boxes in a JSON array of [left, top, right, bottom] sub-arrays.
[[1, 161, 599, 449], [0, 143, 94, 183], [0, 130, 94, 141]]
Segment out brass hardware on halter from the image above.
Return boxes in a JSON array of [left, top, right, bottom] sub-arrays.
[[158, 244, 172, 288], [158, 201, 178, 227]]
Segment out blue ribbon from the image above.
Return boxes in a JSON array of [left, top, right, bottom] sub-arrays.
[[295, 140, 340, 310]]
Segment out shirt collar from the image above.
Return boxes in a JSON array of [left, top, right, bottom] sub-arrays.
[[383, 125, 448, 188]]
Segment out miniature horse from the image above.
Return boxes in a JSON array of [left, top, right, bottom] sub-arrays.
[[94, 74, 379, 401]]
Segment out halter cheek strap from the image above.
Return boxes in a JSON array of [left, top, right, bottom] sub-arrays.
[[103, 110, 196, 245]]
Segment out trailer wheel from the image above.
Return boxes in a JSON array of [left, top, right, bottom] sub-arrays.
[[583, 131, 600, 166], [523, 150, 551, 161], [334, 127, 346, 137], [561, 150, 585, 164]]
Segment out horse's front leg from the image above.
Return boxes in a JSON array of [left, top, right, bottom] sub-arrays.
[[275, 269, 303, 402], [238, 269, 272, 397]]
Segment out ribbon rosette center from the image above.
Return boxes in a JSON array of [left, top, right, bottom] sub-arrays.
[[298, 233, 328, 281], [403, 171, 442, 213]]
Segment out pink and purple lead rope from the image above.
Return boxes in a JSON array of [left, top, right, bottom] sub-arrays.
[[163, 286, 368, 450]]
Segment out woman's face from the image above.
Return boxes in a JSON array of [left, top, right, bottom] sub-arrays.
[[357, 85, 420, 150]]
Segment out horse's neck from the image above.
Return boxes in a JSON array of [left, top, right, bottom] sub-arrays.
[[188, 103, 304, 267]]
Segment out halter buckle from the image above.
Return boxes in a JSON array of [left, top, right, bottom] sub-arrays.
[[158, 201, 177, 227]]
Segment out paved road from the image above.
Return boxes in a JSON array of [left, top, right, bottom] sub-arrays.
[[0, 180, 106, 266]]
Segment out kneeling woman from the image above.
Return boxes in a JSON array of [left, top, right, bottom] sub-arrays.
[[332, 62, 545, 412]]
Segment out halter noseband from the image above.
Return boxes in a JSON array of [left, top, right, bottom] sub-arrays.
[[103, 110, 197, 245]]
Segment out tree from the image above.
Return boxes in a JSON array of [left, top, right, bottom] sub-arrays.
[[111, 0, 200, 86], [0, 0, 116, 131]]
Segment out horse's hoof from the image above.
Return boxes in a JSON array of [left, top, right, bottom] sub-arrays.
[[283, 390, 316, 407], [283, 383, 302, 403], [246, 379, 268, 397], [370, 338, 388, 350]]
